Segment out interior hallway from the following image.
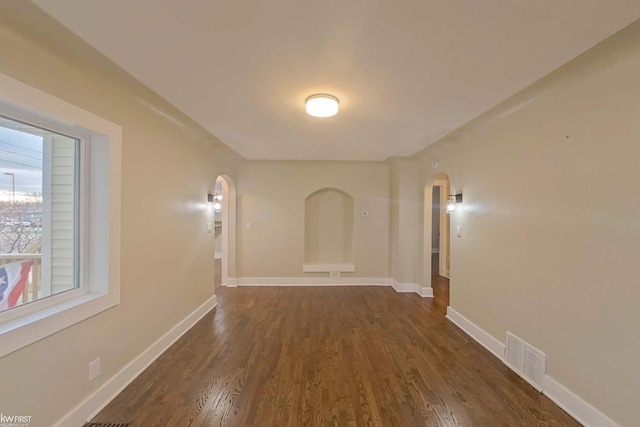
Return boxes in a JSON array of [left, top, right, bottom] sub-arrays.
[[431, 253, 450, 310], [214, 257, 222, 291], [90, 280, 579, 426]]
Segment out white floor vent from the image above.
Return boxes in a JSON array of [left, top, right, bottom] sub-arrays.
[[505, 332, 546, 391]]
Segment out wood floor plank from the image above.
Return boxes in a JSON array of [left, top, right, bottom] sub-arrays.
[[92, 278, 582, 427]]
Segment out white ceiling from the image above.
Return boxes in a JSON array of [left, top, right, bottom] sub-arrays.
[[32, 0, 640, 161]]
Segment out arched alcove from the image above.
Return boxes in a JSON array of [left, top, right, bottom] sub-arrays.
[[304, 188, 354, 271]]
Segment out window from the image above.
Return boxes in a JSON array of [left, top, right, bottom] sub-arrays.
[[0, 117, 80, 313], [0, 72, 121, 358]]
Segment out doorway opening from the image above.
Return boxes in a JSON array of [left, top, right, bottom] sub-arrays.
[[214, 175, 236, 290], [430, 174, 451, 308]]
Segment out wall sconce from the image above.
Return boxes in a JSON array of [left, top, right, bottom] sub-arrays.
[[208, 193, 223, 211], [446, 193, 463, 214]]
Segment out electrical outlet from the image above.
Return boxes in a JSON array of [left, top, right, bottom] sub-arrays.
[[89, 357, 101, 381]]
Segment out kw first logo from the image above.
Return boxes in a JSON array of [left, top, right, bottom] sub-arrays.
[[0, 413, 32, 425]]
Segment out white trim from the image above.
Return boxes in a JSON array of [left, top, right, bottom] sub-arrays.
[[41, 138, 53, 297], [391, 282, 415, 293], [53, 295, 217, 427], [543, 376, 621, 427], [217, 175, 236, 289], [222, 277, 237, 288], [505, 361, 545, 393], [232, 277, 433, 297], [0, 72, 122, 358], [302, 264, 355, 273], [416, 286, 434, 297], [433, 179, 449, 277], [237, 277, 389, 286], [390, 280, 433, 298], [446, 306, 505, 361], [446, 306, 622, 427]]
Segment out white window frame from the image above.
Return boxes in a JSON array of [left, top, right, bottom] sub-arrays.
[[0, 73, 121, 358]]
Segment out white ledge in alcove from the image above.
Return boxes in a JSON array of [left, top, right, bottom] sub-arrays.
[[303, 264, 355, 273]]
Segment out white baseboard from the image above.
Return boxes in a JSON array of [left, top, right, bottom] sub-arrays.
[[446, 307, 505, 360], [445, 306, 621, 427], [543, 375, 621, 427], [390, 280, 433, 298], [54, 295, 218, 427], [390, 281, 413, 293], [232, 277, 433, 298], [222, 278, 237, 287], [236, 277, 390, 286], [302, 264, 355, 273], [416, 286, 434, 297]]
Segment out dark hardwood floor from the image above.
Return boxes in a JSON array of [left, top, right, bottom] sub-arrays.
[[431, 253, 449, 311], [90, 265, 580, 426]]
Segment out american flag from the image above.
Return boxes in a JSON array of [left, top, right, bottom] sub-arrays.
[[0, 260, 34, 311]]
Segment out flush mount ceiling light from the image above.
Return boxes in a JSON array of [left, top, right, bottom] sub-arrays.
[[305, 94, 339, 118]]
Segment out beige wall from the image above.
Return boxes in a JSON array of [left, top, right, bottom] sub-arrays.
[[389, 158, 424, 285], [408, 21, 640, 427], [237, 161, 389, 278], [3, 2, 639, 427], [0, 5, 240, 426]]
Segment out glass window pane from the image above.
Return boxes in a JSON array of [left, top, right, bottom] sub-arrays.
[[0, 116, 79, 313]]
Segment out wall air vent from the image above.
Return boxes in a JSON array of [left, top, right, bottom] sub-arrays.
[[505, 331, 546, 391]]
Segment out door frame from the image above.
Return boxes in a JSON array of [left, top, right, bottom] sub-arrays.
[[433, 179, 450, 279]]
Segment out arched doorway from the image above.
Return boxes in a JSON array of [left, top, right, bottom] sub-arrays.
[[214, 175, 236, 288], [425, 173, 451, 307]]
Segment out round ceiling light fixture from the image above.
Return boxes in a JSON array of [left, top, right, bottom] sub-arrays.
[[305, 94, 339, 118]]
